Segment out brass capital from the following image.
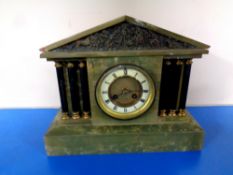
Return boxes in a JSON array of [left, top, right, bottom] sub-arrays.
[[186, 60, 193, 65], [176, 60, 183, 66], [79, 62, 85, 68], [67, 62, 74, 68], [55, 62, 62, 68]]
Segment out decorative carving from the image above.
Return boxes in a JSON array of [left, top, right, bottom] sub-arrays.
[[52, 22, 196, 52]]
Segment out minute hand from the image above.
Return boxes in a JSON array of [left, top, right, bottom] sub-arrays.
[[119, 89, 136, 96]]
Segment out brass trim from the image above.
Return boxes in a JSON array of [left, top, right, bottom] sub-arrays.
[[42, 49, 208, 59], [186, 59, 193, 65], [96, 64, 155, 120], [67, 62, 74, 68], [55, 62, 62, 68], [72, 112, 80, 120], [168, 110, 176, 117], [83, 112, 89, 119], [61, 112, 69, 120], [79, 62, 85, 68], [160, 110, 167, 117], [178, 109, 186, 116], [176, 60, 183, 66]]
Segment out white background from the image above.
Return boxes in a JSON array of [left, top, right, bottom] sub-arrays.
[[0, 0, 232, 108]]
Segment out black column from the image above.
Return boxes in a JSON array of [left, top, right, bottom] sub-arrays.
[[55, 62, 69, 120], [178, 59, 192, 116], [159, 59, 182, 116], [79, 61, 91, 119], [67, 62, 81, 119]]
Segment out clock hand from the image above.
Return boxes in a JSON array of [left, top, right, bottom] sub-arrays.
[[132, 93, 138, 99], [121, 89, 139, 99], [111, 89, 130, 100], [111, 88, 140, 100]]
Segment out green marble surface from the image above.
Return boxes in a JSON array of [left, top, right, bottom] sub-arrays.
[[86, 56, 163, 124], [44, 111, 204, 156]]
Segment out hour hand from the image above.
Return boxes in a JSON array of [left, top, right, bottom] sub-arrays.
[[111, 90, 130, 100], [111, 94, 119, 100]]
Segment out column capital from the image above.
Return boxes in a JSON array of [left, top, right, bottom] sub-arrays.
[[186, 59, 193, 65], [55, 62, 62, 68], [79, 61, 85, 68], [67, 62, 74, 68]]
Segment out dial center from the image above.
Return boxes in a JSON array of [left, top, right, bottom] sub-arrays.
[[108, 76, 142, 107]]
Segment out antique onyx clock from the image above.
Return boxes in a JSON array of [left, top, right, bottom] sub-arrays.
[[40, 16, 209, 155]]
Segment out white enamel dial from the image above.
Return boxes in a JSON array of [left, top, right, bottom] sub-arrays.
[[96, 65, 155, 120]]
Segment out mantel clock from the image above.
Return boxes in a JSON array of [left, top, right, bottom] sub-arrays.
[[40, 16, 210, 155]]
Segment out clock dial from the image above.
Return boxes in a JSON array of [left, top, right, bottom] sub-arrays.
[[96, 65, 155, 119]]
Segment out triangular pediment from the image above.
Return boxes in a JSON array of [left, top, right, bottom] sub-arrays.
[[40, 16, 209, 58]]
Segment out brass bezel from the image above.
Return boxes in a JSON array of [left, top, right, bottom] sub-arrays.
[[96, 64, 155, 120]]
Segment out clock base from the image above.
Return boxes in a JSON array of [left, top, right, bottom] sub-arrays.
[[44, 111, 204, 156]]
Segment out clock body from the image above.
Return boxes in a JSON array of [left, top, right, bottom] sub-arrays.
[[96, 64, 155, 119]]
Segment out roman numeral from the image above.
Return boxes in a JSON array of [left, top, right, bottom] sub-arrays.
[[143, 90, 149, 93], [140, 99, 145, 103], [105, 99, 110, 104], [141, 80, 146, 84], [105, 81, 110, 85], [112, 73, 117, 79], [102, 91, 108, 94], [134, 72, 138, 78], [113, 105, 117, 111], [124, 108, 127, 113], [123, 68, 127, 76]]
